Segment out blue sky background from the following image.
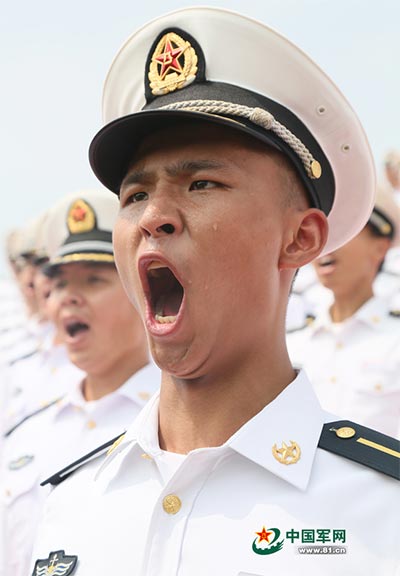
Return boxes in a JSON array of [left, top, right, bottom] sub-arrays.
[[1, 0, 399, 274]]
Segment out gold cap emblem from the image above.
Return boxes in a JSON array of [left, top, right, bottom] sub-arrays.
[[148, 32, 198, 96], [67, 199, 96, 234], [272, 440, 301, 465]]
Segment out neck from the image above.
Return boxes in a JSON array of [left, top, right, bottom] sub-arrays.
[[330, 285, 374, 323], [82, 349, 149, 401], [158, 346, 295, 454]]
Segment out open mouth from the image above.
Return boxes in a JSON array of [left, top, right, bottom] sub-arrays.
[[65, 320, 90, 338], [146, 261, 184, 325]]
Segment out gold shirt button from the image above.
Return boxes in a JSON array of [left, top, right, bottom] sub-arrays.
[[162, 494, 182, 515], [336, 341, 344, 350], [87, 420, 97, 429]]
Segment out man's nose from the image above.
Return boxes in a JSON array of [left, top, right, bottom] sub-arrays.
[[138, 194, 183, 239], [60, 289, 84, 307]]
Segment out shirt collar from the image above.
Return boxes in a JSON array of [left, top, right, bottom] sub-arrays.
[[99, 371, 326, 491], [310, 295, 389, 334], [227, 371, 325, 490], [54, 361, 161, 418]]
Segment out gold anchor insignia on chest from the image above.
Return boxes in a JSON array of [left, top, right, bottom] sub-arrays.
[[32, 549, 78, 575]]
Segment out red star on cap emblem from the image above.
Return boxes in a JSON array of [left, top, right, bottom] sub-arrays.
[[255, 526, 273, 544], [71, 205, 87, 222], [155, 38, 185, 79]]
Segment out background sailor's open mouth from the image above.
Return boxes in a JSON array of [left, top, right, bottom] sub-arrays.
[[147, 262, 184, 324], [65, 319, 90, 338]]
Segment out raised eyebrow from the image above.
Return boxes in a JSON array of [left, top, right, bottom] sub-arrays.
[[120, 160, 227, 194], [120, 169, 151, 190], [165, 160, 226, 177]]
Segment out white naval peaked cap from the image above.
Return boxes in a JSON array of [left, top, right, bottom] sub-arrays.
[[89, 6, 376, 256], [17, 212, 49, 259], [369, 185, 400, 247], [384, 150, 400, 168], [43, 189, 119, 267]]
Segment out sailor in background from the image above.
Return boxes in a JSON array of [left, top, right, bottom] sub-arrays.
[[1, 221, 84, 434], [287, 186, 400, 437], [1, 189, 160, 576], [0, 218, 49, 367], [384, 150, 400, 205], [31, 8, 399, 576]]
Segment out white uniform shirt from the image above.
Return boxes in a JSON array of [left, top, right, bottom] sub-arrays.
[[31, 371, 399, 576], [1, 362, 160, 576], [2, 329, 84, 434], [287, 296, 400, 437]]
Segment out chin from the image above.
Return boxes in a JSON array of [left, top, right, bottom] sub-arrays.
[[150, 343, 205, 380]]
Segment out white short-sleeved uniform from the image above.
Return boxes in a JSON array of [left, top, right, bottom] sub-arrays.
[[287, 296, 400, 437], [30, 371, 400, 576], [1, 362, 160, 576], [292, 263, 400, 322], [1, 331, 84, 434]]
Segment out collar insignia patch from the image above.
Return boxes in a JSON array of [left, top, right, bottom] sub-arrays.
[[252, 525, 284, 555], [67, 199, 96, 234], [148, 31, 198, 96], [272, 440, 301, 465], [9, 454, 34, 470], [31, 550, 77, 575]]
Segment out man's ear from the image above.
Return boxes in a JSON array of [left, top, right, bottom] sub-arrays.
[[372, 236, 391, 267], [279, 208, 328, 270]]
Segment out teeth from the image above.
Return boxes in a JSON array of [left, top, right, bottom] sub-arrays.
[[147, 260, 167, 271], [155, 314, 177, 324]]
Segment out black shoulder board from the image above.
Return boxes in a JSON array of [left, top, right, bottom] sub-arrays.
[[389, 310, 400, 318], [4, 396, 63, 438], [40, 432, 125, 487], [9, 348, 38, 366], [318, 420, 400, 480]]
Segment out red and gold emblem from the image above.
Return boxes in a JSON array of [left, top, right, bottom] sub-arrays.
[[148, 31, 198, 96], [67, 199, 95, 234]]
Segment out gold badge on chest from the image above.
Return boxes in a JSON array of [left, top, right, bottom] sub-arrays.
[[272, 440, 301, 465], [148, 31, 198, 96]]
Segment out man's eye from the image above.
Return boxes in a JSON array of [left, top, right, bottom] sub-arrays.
[[123, 191, 148, 204], [189, 180, 217, 191], [87, 275, 104, 284], [54, 280, 67, 290]]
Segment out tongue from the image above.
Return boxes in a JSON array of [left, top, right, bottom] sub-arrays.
[[156, 291, 182, 317]]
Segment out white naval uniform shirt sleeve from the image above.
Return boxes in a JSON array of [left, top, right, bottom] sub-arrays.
[[30, 371, 400, 576]]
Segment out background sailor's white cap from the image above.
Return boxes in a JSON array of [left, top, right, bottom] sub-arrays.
[[369, 185, 400, 247], [384, 150, 400, 169], [89, 6, 375, 256], [43, 189, 119, 268], [13, 212, 49, 264]]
